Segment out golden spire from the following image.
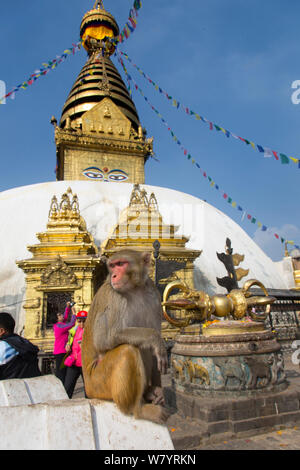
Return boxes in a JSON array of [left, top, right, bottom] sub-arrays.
[[59, 0, 139, 131]]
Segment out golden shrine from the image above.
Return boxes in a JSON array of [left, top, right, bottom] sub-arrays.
[[16, 188, 100, 352]]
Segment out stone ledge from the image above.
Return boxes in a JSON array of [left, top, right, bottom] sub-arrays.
[[0, 376, 173, 451]]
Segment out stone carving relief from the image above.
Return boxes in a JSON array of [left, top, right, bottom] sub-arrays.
[[244, 356, 272, 389], [184, 359, 210, 385], [171, 351, 287, 393], [171, 358, 185, 383], [214, 358, 246, 390], [171, 357, 210, 386]]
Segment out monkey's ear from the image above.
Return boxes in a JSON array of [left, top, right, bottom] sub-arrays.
[[142, 252, 151, 266], [100, 255, 108, 264]]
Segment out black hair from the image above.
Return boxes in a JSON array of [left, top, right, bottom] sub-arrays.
[[0, 312, 15, 334]]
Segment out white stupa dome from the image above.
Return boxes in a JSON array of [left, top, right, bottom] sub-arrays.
[[0, 180, 288, 331]]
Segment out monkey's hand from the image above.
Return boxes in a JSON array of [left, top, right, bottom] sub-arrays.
[[111, 327, 168, 374], [144, 386, 165, 405]]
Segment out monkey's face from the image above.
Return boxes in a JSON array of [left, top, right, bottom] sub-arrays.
[[107, 251, 150, 293], [108, 258, 132, 293]]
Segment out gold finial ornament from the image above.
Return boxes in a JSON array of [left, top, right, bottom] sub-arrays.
[[80, 0, 119, 55], [94, 0, 104, 8]]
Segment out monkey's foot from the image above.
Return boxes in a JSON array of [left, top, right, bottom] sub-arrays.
[[144, 386, 165, 405], [137, 404, 170, 425]]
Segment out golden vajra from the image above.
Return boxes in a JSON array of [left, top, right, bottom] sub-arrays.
[[162, 279, 276, 328]]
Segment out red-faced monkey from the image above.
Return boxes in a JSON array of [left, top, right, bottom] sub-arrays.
[[81, 249, 169, 424]]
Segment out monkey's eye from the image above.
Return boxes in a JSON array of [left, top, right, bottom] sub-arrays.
[[110, 261, 127, 268]]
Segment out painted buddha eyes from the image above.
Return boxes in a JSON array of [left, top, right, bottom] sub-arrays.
[[108, 170, 128, 181], [83, 168, 104, 179], [82, 167, 128, 182]]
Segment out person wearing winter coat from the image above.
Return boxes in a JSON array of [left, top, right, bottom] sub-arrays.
[[0, 312, 41, 380], [63, 310, 88, 398], [53, 301, 76, 383]]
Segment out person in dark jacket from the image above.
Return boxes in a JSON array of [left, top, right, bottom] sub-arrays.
[[0, 312, 41, 380]]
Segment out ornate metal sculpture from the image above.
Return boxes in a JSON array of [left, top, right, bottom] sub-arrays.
[[162, 278, 276, 328], [216, 238, 249, 292]]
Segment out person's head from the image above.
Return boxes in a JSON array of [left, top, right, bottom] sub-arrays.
[[0, 312, 15, 337], [76, 311, 88, 328], [57, 312, 64, 323]]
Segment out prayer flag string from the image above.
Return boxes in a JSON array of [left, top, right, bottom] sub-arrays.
[[116, 51, 300, 251], [119, 51, 300, 169], [0, 1, 142, 105], [0, 42, 82, 105], [113, 0, 142, 45]]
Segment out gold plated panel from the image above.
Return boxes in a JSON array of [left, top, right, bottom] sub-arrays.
[[81, 98, 131, 139]]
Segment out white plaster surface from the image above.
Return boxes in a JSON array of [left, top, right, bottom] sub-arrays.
[[91, 399, 174, 450], [0, 378, 31, 406], [0, 375, 68, 406], [45, 399, 95, 450], [0, 403, 48, 450], [23, 374, 68, 404], [0, 376, 174, 450], [0, 181, 289, 331]]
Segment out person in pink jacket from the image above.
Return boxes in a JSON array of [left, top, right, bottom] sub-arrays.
[[53, 301, 76, 383], [64, 310, 87, 398]]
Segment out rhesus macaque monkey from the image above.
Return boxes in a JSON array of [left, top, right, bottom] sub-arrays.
[[82, 249, 169, 424]]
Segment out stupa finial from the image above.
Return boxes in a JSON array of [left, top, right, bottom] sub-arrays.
[[94, 0, 104, 9], [80, 0, 119, 55]]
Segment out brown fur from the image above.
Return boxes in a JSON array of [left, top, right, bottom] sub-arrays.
[[82, 250, 169, 424]]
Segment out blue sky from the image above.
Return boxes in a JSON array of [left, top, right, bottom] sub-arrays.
[[0, 0, 299, 261]]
